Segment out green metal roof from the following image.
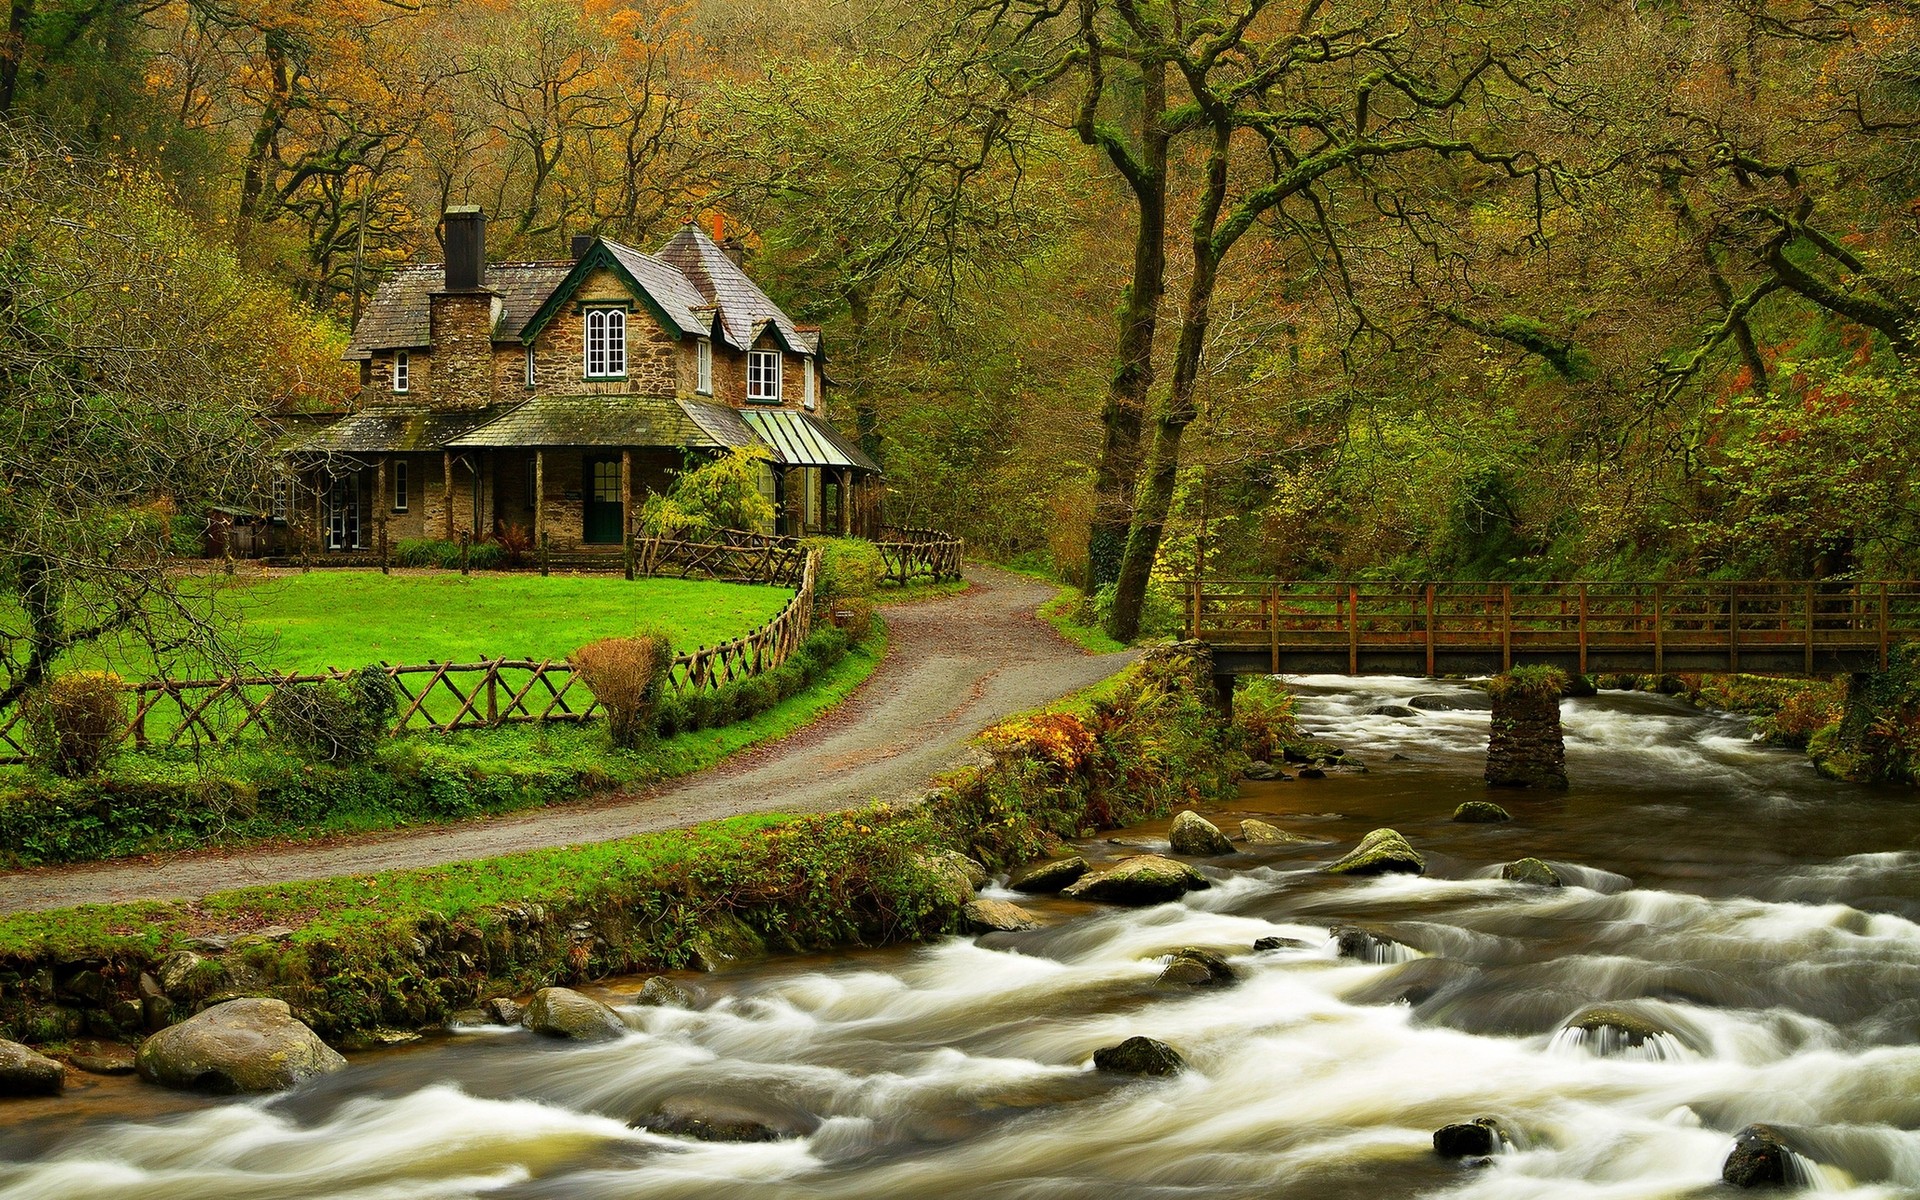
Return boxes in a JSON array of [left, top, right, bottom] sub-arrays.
[[739, 409, 880, 472], [445, 395, 715, 449]]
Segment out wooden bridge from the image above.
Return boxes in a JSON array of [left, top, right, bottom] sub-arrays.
[[1184, 581, 1920, 678]]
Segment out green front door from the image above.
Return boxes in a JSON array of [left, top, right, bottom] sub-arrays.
[[583, 455, 623, 544]]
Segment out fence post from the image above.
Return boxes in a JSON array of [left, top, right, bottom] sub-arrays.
[[1728, 583, 1740, 674], [624, 531, 635, 582], [1577, 583, 1588, 676], [1425, 584, 1436, 678], [459, 529, 471, 577], [1805, 582, 1815, 677], [1500, 583, 1513, 673], [1348, 585, 1360, 675], [1653, 583, 1665, 676], [486, 660, 499, 725], [539, 531, 550, 578]]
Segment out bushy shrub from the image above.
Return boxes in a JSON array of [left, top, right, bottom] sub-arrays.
[[639, 446, 776, 537], [395, 538, 459, 568], [807, 537, 885, 603], [572, 631, 674, 749], [647, 629, 852, 738], [169, 512, 208, 557], [465, 541, 503, 571], [26, 672, 127, 777], [264, 666, 396, 762], [1234, 678, 1298, 762], [493, 522, 533, 567], [1487, 665, 1568, 701]]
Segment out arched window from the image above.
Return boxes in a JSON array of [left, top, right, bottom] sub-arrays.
[[584, 309, 626, 378]]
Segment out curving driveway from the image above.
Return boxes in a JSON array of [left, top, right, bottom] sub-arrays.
[[0, 564, 1135, 915]]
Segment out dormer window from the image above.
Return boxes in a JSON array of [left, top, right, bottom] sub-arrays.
[[584, 308, 626, 379], [524, 345, 536, 388], [803, 357, 816, 410], [696, 338, 712, 395], [747, 349, 781, 403], [393, 351, 410, 393]]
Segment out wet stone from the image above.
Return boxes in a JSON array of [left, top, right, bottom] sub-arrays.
[[1433, 1118, 1503, 1159], [0, 1038, 65, 1096], [1168, 810, 1234, 856], [1253, 936, 1311, 952], [636, 977, 694, 1008], [1242, 761, 1290, 781], [523, 987, 627, 1042], [136, 998, 345, 1094], [1323, 828, 1425, 877], [1062, 855, 1210, 906], [1502, 857, 1563, 887], [1241, 819, 1314, 845], [1009, 856, 1088, 894], [1092, 1036, 1185, 1077], [1723, 1123, 1794, 1188], [480, 996, 524, 1025], [1156, 948, 1235, 988], [963, 899, 1040, 933], [1453, 801, 1512, 823], [641, 1097, 818, 1143]]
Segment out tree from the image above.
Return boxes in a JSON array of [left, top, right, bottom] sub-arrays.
[[0, 129, 348, 710]]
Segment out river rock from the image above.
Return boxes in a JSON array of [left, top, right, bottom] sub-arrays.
[[1253, 936, 1311, 952], [1368, 704, 1421, 718], [1168, 811, 1234, 856], [1241, 818, 1314, 845], [917, 852, 984, 909], [1433, 1117, 1505, 1158], [1562, 1004, 1688, 1055], [1063, 855, 1210, 905], [480, 996, 525, 1025], [1502, 857, 1563, 887], [1331, 925, 1412, 963], [1297, 766, 1327, 779], [524, 987, 628, 1041], [641, 1096, 818, 1143], [688, 912, 768, 972], [636, 977, 694, 1008], [135, 998, 345, 1094], [1452, 801, 1512, 823], [68, 1041, 137, 1076], [928, 850, 990, 890], [1010, 856, 1088, 894], [1723, 1123, 1795, 1187], [155, 950, 211, 998], [963, 899, 1040, 933], [1243, 760, 1290, 781], [1157, 948, 1235, 988], [0, 1038, 65, 1096], [1092, 1036, 1185, 1076], [1323, 828, 1426, 876], [1411, 692, 1492, 712]]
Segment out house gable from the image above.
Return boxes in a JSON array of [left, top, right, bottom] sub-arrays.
[[519, 241, 706, 345]]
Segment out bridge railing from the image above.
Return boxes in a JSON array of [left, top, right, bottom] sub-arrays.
[[1181, 580, 1920, 675]]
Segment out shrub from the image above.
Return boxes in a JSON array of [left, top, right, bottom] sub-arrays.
[[26, 672, 127, 777], [1487, 665, 1569, 701], [465, 541, 503, 571], [1234, 678, 1298, 762], [639, 446, 776, 537], [169, 512, 208, 558], [395, 538, 460, 569], [493, 522, 533, 567], [807, 537, 885, 603], [572, 632, 674, 749], [264, 666, 396, 762]]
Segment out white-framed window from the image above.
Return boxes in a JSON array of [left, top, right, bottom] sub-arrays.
[[696, 338, 712, 395], [392, 461, 408, 512], [584, 308, 626, 378], [747, 349, 781, 402], [524, 345, 536, 388], [271, 477, 288, 522], [393, 350, 410, 393], [803, 357, 816, 409]]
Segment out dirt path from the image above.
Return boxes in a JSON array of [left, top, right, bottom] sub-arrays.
[[0, 564, 1134, 916]]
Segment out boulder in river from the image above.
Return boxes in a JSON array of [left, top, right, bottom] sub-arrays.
[[688, 911, 768, 972], [964, 899, 1040, 933], [1010, 856, 1088, 894], [1242, 761, 1290, 781], [524, 987, 628, 1041], [1241, 818, 1315, 845], [1502, 857, 1563, 887], [0, 1038, 65, 1096], [1168, 811, 1234, 856], [1331, 925, 1415, 963], [636, 976, 694, 1008], [1063, 855, 1210, 905], [1560, 1003, 1692, 1057], [1253, 935, 1312, 952], [1368, 704, 1421, 718], [1323, 828, 1425, 876], [641, 1096, 819, 1143], [1452, 801, 1512, 824], [1157, 947, 1235, 988], [1410, 692, 1493, 712], [1092, 1036, 1185, 1077], [1723, 1123, 1795, 1188], [480, 996, 525, 1025], [917, 851, 985, 909], [1433, 1117, 1505, 1159], [135, 997, 345, 1094]]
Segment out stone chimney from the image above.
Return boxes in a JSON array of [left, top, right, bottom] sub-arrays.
[[571, 234, 593, 261], [431, 205, 495, 410], [443, 206, 486, 291]]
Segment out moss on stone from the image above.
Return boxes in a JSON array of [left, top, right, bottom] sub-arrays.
[[1323, 828, 1425, 876]]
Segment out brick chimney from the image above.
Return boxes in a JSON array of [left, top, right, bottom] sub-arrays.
[[443, 206, 486, 291]]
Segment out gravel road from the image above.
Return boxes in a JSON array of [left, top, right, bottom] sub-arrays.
[[0, 564, 1134, 915]]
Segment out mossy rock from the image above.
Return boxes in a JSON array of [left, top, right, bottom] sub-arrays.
[[1502, 857, 1562, 887], [1010, 856, 1088, 894], [1723, 1124, 1794, 1188], [1168, 810, 1234, 856], [0, 1038, 64, 1096], [1452, 801, 1512, 824], [524, 987, 627, 1041], [636, 976, 694, 1008], [688, 912, 769, 972], [1092, 1036, 1185, 1076], [135, 998, 345, 1094], [1063, 855, 1210, 905], [1323, 828, 1425, 877], [1241, 818, 1315, 845], [963, 898, 1040, 933], [1157, 947, 1235, 988]]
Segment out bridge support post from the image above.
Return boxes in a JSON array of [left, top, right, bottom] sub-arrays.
[[1485, 670, 1568, 789], [1210, 673, 1235, 723]]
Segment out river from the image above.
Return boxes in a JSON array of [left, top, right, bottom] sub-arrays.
[[4, 677, 1918, 1199]]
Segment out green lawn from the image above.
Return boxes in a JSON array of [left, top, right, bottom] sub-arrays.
[[78, 571, 791, 679]]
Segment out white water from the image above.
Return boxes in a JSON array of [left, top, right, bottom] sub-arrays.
[[4, 680, 1918, 1199]]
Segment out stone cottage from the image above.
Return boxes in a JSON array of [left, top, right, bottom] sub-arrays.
[[284, 207, 880, 554]]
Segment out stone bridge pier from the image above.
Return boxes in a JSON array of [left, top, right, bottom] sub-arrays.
[[1485, 669, 1569, 789]]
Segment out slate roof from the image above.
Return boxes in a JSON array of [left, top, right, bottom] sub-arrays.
[[739, 409, 880, 472], [600, 241, 713, 339], [654, 224, 808, 354], [287, 405, 526, 454], [677, 399, 761, 450], [345, 262, 572, 359], [446, 395, 714, 449]]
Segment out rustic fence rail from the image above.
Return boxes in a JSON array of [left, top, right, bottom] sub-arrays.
[[875, 525, 965, 584], [638, 529, 808, 585], [0, 552, 820, 763], [1186, 579, 1920, 677]]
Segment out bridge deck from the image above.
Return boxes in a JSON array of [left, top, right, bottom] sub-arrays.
[[1184, 581, 1920, 677]]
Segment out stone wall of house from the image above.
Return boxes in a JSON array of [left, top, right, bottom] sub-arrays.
[[360, 349, 433, 409], [528, 268, 677, 398], [430, 293, 499, 410]]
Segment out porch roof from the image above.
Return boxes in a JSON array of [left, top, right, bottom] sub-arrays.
[[444, 394, 714, 449], [740, 409, 881, 473], [287, 404, 523, 454]]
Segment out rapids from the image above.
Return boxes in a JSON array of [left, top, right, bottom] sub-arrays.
[[4, 678, 1918, 1199]]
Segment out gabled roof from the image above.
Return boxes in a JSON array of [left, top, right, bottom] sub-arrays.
[[518, 239, 714, 344], [654, 224, 811, 355], [739, 410, 880, 472], [346, 262, 572, 359]]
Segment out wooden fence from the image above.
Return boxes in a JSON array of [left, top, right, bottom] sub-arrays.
[[637, 529, 809, 585], [0, 551, 820, 762], [875, 525, 965, 584]]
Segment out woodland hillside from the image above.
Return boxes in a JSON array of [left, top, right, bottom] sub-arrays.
[[3, 0, 1916, 629]]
